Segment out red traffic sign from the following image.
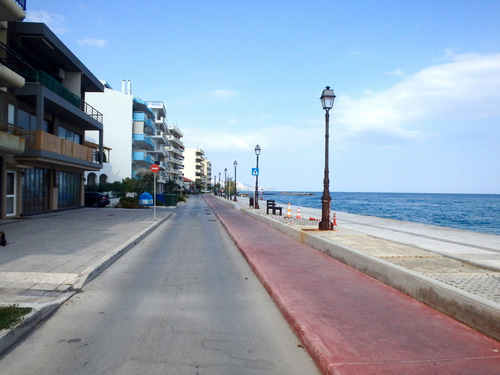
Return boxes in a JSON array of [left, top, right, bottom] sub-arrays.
[[150, 164, 160, 173]]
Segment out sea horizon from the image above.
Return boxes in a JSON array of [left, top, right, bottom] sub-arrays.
[[236, 191, 500, 236]]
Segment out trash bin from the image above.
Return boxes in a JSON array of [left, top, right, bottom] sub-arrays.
[[249, 197, 254, 207], [156, 193, 166, 205], [139, 192, 153, 206], [163, 194, 177, 207]]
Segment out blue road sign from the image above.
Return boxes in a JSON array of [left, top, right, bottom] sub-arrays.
[[252, 168, 259, 176]]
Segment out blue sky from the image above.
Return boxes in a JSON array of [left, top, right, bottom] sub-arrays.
[[26, 1, 500, 193]]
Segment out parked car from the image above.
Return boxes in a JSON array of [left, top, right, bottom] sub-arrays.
[[85, 191, 111, 207]]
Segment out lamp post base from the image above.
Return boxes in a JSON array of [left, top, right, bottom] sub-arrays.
[[318, 220, 331, 230], [318, 198, 331, 230]]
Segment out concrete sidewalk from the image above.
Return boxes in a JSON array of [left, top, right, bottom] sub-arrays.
[[0, 206, 173, 354], [206, 195, 500, 374]]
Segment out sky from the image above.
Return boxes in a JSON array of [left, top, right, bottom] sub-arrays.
[[25, 0, 500, 194]]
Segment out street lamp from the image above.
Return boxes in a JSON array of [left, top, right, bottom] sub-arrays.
[[224, 168, 227, 199], [233, 160, 238, 201], [254, 144, 261, 209], [218, 172, 221, 196], [319, 86, 336, 230]]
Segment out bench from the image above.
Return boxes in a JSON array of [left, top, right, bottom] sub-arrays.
[[266, 200, 283, 215]]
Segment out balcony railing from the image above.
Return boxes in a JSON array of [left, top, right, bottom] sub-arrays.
[[0, 121, 24, 136], [15, 0, 26, 10], [25, 130, 93, 162]]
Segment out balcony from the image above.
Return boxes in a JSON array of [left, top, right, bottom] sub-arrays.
[[151, 131, 167, 144], [132, 133, 154, 150], [25, 69, 103, 124], [133, 112, 155, 134], [166, 134, 183, 147], [24, 130, 93, 163], [0, 0, 26, 21], [0, 122, 25, 154], [168, 124, 183, 138], [132, 151, 154, 167]]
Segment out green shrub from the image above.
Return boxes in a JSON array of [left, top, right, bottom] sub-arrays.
[[116, 197, 143, 209], [177, 194, 186, 202], [0, 305, 32, 330]]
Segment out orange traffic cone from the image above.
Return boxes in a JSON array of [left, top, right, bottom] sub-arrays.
[[332, 212, 337, 228], [286, 203, 292, 218], [296, 207, 301, 219]]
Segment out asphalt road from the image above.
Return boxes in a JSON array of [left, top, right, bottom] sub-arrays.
[[0, 196, 319, 374]]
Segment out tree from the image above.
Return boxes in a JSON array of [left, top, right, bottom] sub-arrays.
[[134, 170, 154, 196]]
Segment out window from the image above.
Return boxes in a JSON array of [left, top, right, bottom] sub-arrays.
[[6, 171, 16, 216], [8, 104, 15, 126], [16, 109, 40, 131], [58, 171, 81, 208], [87, 173, 97, 186], [17, 109, 31, 130], [22, 168, 50, 213], [58, 126, 82, 144]]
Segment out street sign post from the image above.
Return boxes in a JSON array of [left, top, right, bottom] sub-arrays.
[[150, 164, 159, 219]]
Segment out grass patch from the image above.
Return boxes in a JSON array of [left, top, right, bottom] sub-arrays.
[[0, 305, 32, 330]]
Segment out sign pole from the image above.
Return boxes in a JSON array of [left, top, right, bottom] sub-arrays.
[[150, 164, 160, 220], [154, 172, 156, 220]]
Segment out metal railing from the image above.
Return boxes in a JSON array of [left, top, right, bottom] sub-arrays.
[[0, 120, 24, 136], [15, 0, 26, 10]]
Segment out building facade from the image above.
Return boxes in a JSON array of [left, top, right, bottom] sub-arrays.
[[0, 11, 105, 218], [183, 148, 211, 190], [86, 83, 184, 193], [146, 101, 184, 190]]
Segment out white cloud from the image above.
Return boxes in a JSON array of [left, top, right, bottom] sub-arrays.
[[77, 38, 107, 48], [184, 124, 318, 153], [336, 53, 500, 140], [207, 89, 238, 99], [26, 10, 67, 34]]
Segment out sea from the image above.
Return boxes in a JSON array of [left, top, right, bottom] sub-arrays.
[[243, 191, 500, 236]]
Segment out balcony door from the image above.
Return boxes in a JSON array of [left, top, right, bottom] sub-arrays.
[[6, 171, 16, 217]]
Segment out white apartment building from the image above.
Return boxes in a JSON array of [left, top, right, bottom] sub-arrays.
[[85, 81, 184, 193], [183, 148, 211, 190]]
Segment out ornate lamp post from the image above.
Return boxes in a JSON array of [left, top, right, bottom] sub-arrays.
[[319, 86, 336, 230], [233, 160, 238, 201], [254, 144, 261, 209], [224, 168, 227, 199]]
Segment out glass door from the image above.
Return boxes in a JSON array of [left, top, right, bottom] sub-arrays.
[[6, 171, 16, 217]]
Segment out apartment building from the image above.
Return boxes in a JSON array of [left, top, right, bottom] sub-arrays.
[[86, 83, 184, 193], [146, 101, 184, 190], [202, 158, 212, 191], [0, 11, 105, 217], [183, 148, 211, 190]]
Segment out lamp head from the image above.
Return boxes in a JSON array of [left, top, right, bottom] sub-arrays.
[[320, 86, 336, 110], [255, 144, 261, 156]]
